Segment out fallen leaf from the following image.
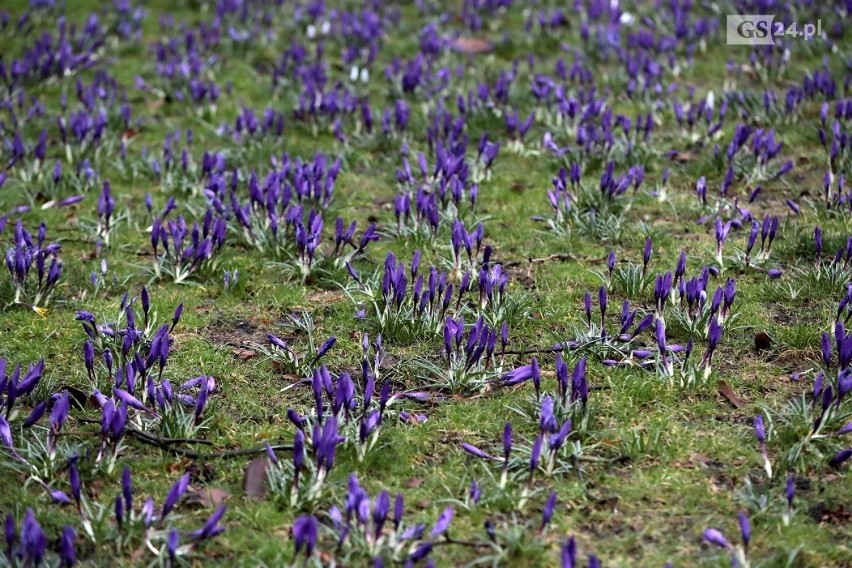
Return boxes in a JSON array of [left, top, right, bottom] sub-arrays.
[[243, 457, 269, 501], [379, 353, 398, 370], [717, 380, 744, 408], [689, 453, 712, 468], [185, 486, 231, 508], [451, 37, 492, 54], [233, 348, 257, 360]]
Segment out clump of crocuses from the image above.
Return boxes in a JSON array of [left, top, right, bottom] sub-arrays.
[[76, 289, 183, 393], [289, 474, 430, 564], [74, 290, 216, 466], [3, 220, 62, 312], [256, 310, 336, 377], [346, 250, 513, 341], [150, 209, 226, 283], [4, 509, 76, 567], [441, 315, 503, 393], [268, 335, 394, 505], [105, 466, 226, 559]]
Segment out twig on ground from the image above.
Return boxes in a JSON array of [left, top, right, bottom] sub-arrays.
[[126, 429, 292, 460]]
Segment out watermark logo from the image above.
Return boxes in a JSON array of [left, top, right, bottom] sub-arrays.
[[726, 15, 822, 45]]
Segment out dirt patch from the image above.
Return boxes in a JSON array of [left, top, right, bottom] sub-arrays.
[[506, 264, 537, 290], [808, 502, 852, 525], [306, 289, 346, 305], [205, 318, 269, 349]]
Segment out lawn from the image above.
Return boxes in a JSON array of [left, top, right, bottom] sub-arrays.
[[0, 0, 850, 566]]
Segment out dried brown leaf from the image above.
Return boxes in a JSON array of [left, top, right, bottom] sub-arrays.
[[243, 457, 269, 501], [185, 486, 231, 508], [233, 348, 257, 360], [451, 37, 492, 54], [717, 380, 744, 408]]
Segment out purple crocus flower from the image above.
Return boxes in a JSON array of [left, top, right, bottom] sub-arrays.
[[268, 334, 289, 351], [171, 303, 183, 331], [754, 414, 772, 477], [503, 422, 512, 460], [642, 237, 652, 271], [409, 542, 432, 563], [113, 388, 155, 415], [485, 520, 496, 542], [4, 514, 14, 555], [0, 416, 20, 459], [430, 507, 454, 538], [501, 358, 539, 388], [462, 443, 496, 460], [293, 429, 305, 476], [561, 536, 577, 568], [830, 448, 852, 466], [23, 401, 48, 428], [115, 494, 124, 529], [59, 526, 75, 567], [315, 336, 336, 362], [703, 528, 732, 549], [194, 377, 209, 424], [292, 515, 318, 556], [161, 473, 190, 519], [373, 491, 390, 537], [738, 512, 750, 549], [540, 396, 558, 434], [530, 435, 543, 476], [541, 491, 557, 530], [394, 493, 404, 531], [189, 505, 227, 540], [167, 528, 179, 563], [50, 391, 71, 431], [68, 456, 81, 506], [814, 226, 823, 259], [122, 465, 133, 512], [21, 509, 46, 566]]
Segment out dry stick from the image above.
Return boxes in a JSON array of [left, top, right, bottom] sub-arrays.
[[500, 253, 607, 269], [496, 345, 568, 356], [127, 428, 214, 446], [525, 253, 577, 280], [497, 335, 609, 357], [432, 537, 490, 550], [126, 429, 292, 460], [76, 419, 216, 447]]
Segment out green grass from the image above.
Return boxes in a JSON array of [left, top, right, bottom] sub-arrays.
[[0, 0, 851, 566]]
